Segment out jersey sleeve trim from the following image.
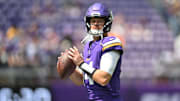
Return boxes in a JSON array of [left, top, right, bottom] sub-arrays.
[[102, 42, 122, 52], [102, 37, 122, 47]]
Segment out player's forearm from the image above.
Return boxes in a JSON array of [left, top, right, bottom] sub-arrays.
[[79, 63, 111, 86], [69, 69, 83, 86], [92, 69, 111, 86]]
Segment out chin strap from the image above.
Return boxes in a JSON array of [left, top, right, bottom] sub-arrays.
[[100, 34, 103, 46], [89, 29, 103, 36], [81, 29, 104, 45], [81, 34, 92, 44]]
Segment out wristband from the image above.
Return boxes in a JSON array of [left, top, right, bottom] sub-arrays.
[[79, 61, 85, 67], [79, 62, 97, 77]]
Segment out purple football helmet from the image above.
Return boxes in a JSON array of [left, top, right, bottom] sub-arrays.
[[84, 3, 113, 36]]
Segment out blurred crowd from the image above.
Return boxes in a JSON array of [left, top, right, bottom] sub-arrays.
[[0, 0, 84, 68], [150, 0, 180, 81], [0, 0, 180, 81], [0, 24, 60, 68], [152, 0, 180, 58], [152, 0, 180, 36], [0, 22, 85, 68]]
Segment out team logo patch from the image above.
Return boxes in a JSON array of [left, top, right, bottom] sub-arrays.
[[109, 37, 115, 41]]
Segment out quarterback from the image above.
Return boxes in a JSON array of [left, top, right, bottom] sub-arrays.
[[66, 2, 123, 101]]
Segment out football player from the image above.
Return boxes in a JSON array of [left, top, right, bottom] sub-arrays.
[[66, 2, 124, 101]]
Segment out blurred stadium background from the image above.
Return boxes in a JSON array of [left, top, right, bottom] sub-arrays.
[[0, 0, 180, 101]]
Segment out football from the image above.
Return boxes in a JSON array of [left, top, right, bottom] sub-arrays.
[[57, 50, 76, 80]]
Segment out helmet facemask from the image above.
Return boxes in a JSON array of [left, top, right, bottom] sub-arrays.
[[84, 4, 113, 36], [88, 17, 105, 36], [89, 28, 104, 36], [82, 3, 113, 43]]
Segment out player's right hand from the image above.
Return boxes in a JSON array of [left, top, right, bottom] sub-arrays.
[[68, 46, 84, 66]]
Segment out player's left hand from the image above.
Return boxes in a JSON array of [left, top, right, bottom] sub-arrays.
[[68, 46, 84, 66]]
